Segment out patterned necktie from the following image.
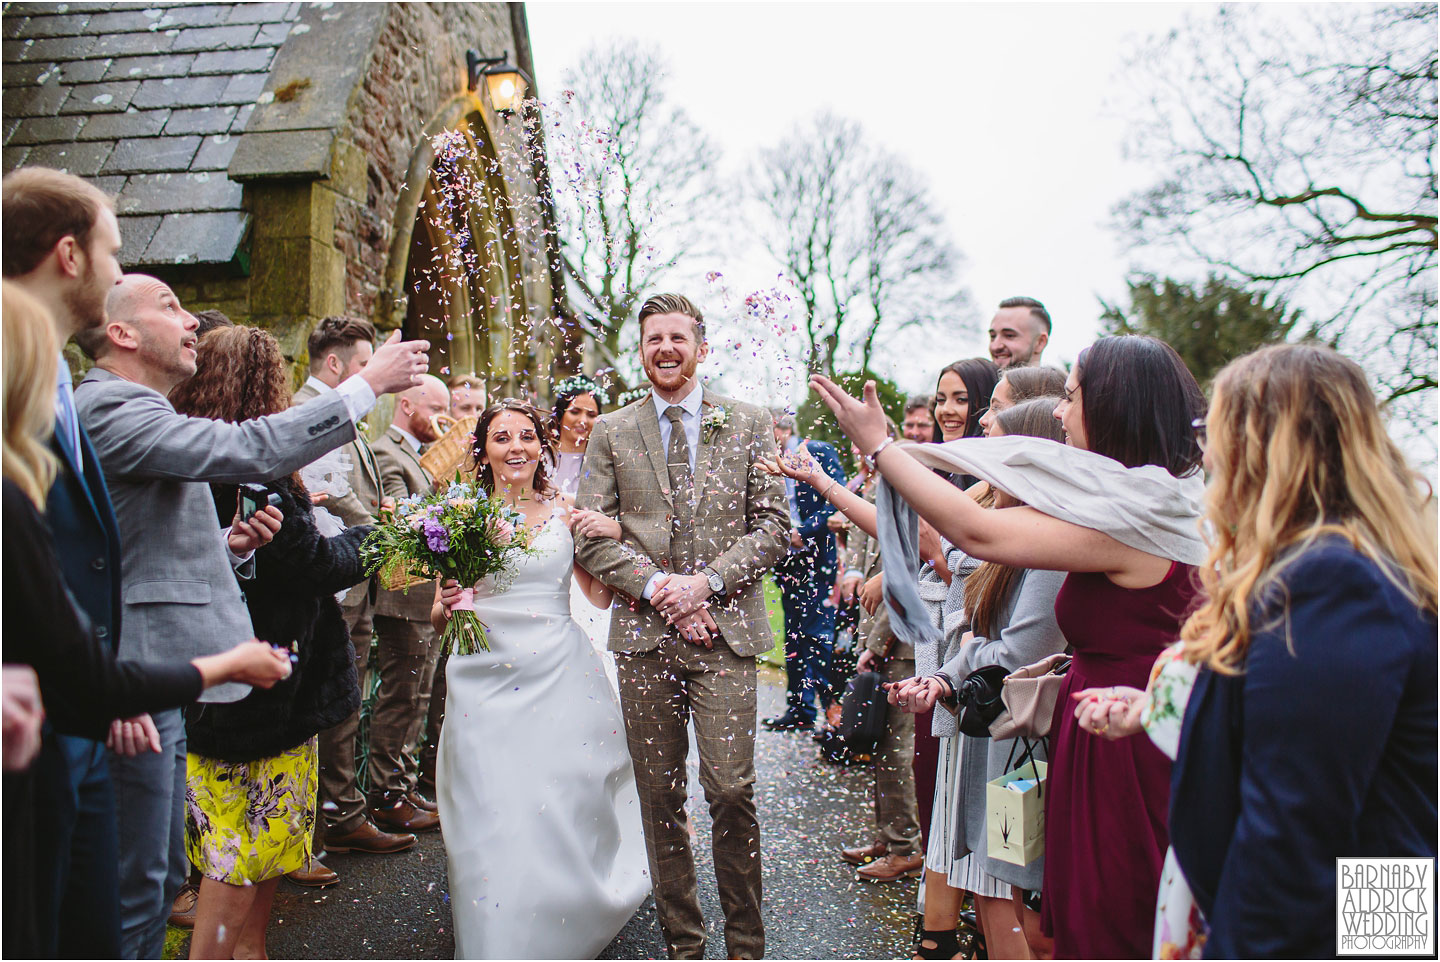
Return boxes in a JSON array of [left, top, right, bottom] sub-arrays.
[[665, 405, 696, 573]]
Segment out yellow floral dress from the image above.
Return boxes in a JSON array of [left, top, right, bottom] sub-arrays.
[[184, 737, 318, 884]]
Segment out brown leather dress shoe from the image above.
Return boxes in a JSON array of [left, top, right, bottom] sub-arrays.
[[407, 790, 438, 813], [856, 851, 924, 882], [324, 819, 418, 854], [840, 839, 888, 866], [168, 882, 198, 929], [371, 796, 440, 833], [285, 855, 339, 887]]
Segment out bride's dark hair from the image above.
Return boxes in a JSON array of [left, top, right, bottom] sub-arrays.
[[471, 398, 558, 497]]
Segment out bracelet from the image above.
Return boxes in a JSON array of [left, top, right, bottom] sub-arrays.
[[819, 477, 840, 501], [863, 437, 895, 471]]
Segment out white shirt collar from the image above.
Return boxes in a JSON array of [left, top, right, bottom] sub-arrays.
[[303, 374, 334, 395], [394, 425, 423, 452], [650, 381, 704, 422]]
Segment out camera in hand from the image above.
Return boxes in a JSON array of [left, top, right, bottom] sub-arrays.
[[238, 482, 282, 521]]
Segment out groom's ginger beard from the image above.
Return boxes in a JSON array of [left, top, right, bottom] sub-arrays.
[[393, 374, 450, 443], [640, 311, 708, 402]]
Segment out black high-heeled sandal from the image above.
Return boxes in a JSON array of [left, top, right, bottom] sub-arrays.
[[912, 918, 961, 960]]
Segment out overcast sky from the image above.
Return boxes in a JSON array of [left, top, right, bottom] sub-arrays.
[[525, 2, 1214, 397]]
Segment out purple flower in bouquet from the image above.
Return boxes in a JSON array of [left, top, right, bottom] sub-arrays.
[[422, 518, 450, 553], [361, 481, 538, 655]]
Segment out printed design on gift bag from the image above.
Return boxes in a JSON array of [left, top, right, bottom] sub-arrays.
[[986, 737, 1049, 866]]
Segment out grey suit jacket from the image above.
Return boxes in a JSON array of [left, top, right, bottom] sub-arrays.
[[293, 380, 384, 607], [371, 426, 436, 622], [75, 367, 356, 703], [574, 389, 789, 657]]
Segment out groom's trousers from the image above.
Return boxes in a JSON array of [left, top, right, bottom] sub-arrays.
[[617, 638, 763, 960]]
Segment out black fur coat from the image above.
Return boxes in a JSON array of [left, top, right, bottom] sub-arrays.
[[185, 477, 371, 762]]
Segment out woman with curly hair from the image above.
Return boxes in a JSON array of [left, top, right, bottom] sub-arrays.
[[169, 325, 374, 959], [0, 287, 292, 958]]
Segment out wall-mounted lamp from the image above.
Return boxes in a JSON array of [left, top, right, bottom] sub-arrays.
[[467, 48, 532, 115]]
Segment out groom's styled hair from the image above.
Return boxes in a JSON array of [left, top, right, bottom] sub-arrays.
[[638, 292, 705, 342]]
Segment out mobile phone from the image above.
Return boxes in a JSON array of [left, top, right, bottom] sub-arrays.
[[238, 483, 281, 521]]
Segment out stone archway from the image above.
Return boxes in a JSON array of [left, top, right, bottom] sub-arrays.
[[378, 95, 535, 398]]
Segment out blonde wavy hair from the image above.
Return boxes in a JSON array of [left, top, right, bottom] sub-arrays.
[[2, 280, 60, 508], [1181, 343, 1437, 673]]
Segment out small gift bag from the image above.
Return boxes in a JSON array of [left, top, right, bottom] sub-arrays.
[[986, 739, 1048, 866]]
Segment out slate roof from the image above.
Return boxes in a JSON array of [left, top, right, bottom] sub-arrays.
[[1, 1, 305, 266]]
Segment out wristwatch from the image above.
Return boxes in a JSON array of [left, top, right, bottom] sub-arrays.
[[703, 568, 725, 596]]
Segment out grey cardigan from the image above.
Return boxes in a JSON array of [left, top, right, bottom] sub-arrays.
[[915, 538, 980, 738], [933, 566, 1068, 890]]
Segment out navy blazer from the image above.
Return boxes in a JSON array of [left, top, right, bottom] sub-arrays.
[[45, 418, 123, 652], [1170, 539, 1437, 959], [781, 439, 846, 576]]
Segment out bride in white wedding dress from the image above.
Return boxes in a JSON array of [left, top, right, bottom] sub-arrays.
[[432, 401, 649, 960]]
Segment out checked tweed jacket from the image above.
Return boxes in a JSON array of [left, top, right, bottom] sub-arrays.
[[573, 389, 789, 656], [371, 427, 437, 622]]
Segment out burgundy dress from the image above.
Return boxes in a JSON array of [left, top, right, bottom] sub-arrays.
[[1040, 563, 1199, 959]]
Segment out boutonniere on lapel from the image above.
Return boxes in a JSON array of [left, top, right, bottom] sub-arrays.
[[701, 404, 730, 439]]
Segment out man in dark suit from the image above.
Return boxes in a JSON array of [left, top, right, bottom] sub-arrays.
[[289, 317, 417, 887], [764, 414, 847, 732], [1, 167, 129, 958], [367, 374, 448, 833]]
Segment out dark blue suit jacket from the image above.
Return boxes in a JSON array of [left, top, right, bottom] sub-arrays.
[[777, 440, 846, 634], [47, 419, 123, 653], [1170, 539, 1437, 958]]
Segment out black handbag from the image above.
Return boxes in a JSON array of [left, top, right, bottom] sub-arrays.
[[836, 670, 888, 754], [952, 664, 1009, 738]]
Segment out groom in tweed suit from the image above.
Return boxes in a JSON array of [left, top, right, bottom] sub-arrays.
[[574, 293, 788, 960]]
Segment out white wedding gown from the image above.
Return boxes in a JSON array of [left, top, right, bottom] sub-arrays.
[[438, 515, 650, 959]]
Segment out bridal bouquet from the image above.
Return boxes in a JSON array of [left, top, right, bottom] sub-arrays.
[[360, 478, 535, 655]]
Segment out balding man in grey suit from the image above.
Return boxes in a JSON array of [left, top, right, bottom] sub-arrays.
[[73, 275, 429, 959]]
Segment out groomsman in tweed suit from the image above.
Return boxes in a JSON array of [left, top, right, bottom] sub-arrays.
[[574, 293, 789, 960], [367, 374, 449, 833]]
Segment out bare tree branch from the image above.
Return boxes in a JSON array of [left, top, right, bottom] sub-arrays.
[[547, 40, 725, 388], [749, 112, 973, 379], [1113, 3, 1437, 445]]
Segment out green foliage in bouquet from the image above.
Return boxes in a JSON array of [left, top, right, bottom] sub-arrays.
[[360, 476, 534, 655]]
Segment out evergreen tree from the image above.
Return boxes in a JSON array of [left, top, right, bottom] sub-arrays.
[[1100, 275, 1301, 390]]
